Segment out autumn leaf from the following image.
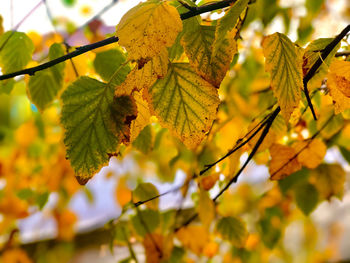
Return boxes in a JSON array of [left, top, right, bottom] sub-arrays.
[[216, 216, 248, 247], [327, 60, 350, 113], [213, 0, 249, 56], [116, 0, 182, 60], [199, 172, 220, 191], [292, 138, 326, 169], [61, 77, 135, 184], [182, 17, 237, 87], [269, 143, 302, 180], [317, 105, 344, 139], [115, 177, 132, 207], [198, 188, 215, 228], [28, 43, 65, 111], [115, 48, 169, 97], [310, 164, 346, 200], [133, 182, 159, 210], [0, 31, 34, 74], [262, 32, 303, 121], [176, 225, 209, 255], [131, 209, 160, 237], [143, 233, 164, 263], [145, 63, 220, 149], [294, 183, 319, 215]]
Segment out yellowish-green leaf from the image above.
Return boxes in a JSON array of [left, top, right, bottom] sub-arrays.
[[133, 182, 159, 210], [116, 0, 182, 60], [133, 125, 153, 154], [145, 63, 220, 149], [176, 225, 209, 255], [198, 188, 215, 228], [292, 139, 326, 169], [327, 60, 350, 114], [269, 143, 302, 180], [294, 183, 319, 215], [182, 18, 237, 87], [61, 77, 136, 184], [0, 31, 34, 74], [213, 0, 249, 56], [303, 38, 340, 90], [262, 32, 303, 121], [115, 48, 169, 97], [130, 90, 152, 143], [310, 164, 345, 200], [28, 43, 65, 111], [317, 105, 344, 139], [216, 216, 248, 247]]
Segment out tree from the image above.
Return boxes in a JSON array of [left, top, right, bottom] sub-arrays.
[[0, 0, 349, 262]]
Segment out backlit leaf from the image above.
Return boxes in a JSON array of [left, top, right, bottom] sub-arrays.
[[145, 63, 220, 149], [133, 125, 153, 154], [176, 225, 209, 255], [93, 48, 130, 83], [269, 143, 302, 180], [216, 216, 248, 247], [61, 77, 135, 184], [28, 43, 65, 111], [116, 0, 182, 60], [131, 209, 160, 236], [133, 182, 159, 210], [292, 138, 326, 169], [198, 188, 215, 228], [0, 31, 34, 73], [182, 18, 237, 87], [262, 32, 303, 121], [327, 60, 350, 114], [317, 106, 343, 139], [294, 183, 318, 215], [115, 48, 168, 97], [310, 164, 345, 200], [213, 0, 249, 56]]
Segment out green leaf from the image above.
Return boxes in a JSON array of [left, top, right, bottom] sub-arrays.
[[0, 79, 15, 94], [278, 168, 309, 193], [61, 77, 131, 184], [213, 0, 249, 55], [145, 63, 220, 149], [28, 43, 65, 111], [17, 188, 35, 200], [182, 18, 237, 87], [262, 32, 303, 121], [258, 207, 282, 249], [113, 221, 131, 244], [131, 209, 160, 236], [93, 48, 130, 83], [132, 125, 153, 154], [216, 216, 248, 247], [133, 182, 159, 210], [317, 106, 344, 139], [168, 30, 184, 61], [168, 246, 186, 263], [294, 183, 318, 215], [0, 31, 34, 74], [36, 191, 49, 210]]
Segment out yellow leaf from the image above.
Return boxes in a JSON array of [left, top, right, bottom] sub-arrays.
[[54, 209, 77, 241], [199, 172, 220, 191], [292, 139, 326, 169], [116, 0, 182, 60], [327, 60, 350, 114], [262, 33, 303, 121], [203, 241, 219, 258], [269, 143, 302, 180], [182, 17, 237, 87], [2, 248, 33, 263], [310, 164, 345, 200], [145, 63, 220, 149], [176, 225, 209, 255], [130, 90, 152, 142], [115, 177, 132, 207], [15, 121, 38, 148], [115, 48, 169, 97], [198, 188, 215, 228]]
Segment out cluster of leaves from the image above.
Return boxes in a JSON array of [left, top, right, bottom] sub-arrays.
[[0, 0, 350, 262]]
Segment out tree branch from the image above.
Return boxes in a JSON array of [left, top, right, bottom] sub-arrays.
[[0, 0, 238, 81]]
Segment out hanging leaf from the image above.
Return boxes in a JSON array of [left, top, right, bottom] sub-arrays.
[[197, 188, 215, 228], [294, 183, 319, 215], [0, 31, 34, 74], [176, 225, 209, 255], [133, 182, 159, 210], [292, 138, 326, 169], [182, 17, 237, 87], [133, 125, 153, 154], [269, 143, 302, 180], [131, 209, 160, 237], [28, 43, 65, 111], [317, 106, 343, 139], [93, 48, 130, 83], [116, 0, 182, 60], [145, 63, 220, 149], [216, 216, 248, 247], [262, 32, 303, 121], [310, 163, 345, 200], [61, 77, 135, 184]]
